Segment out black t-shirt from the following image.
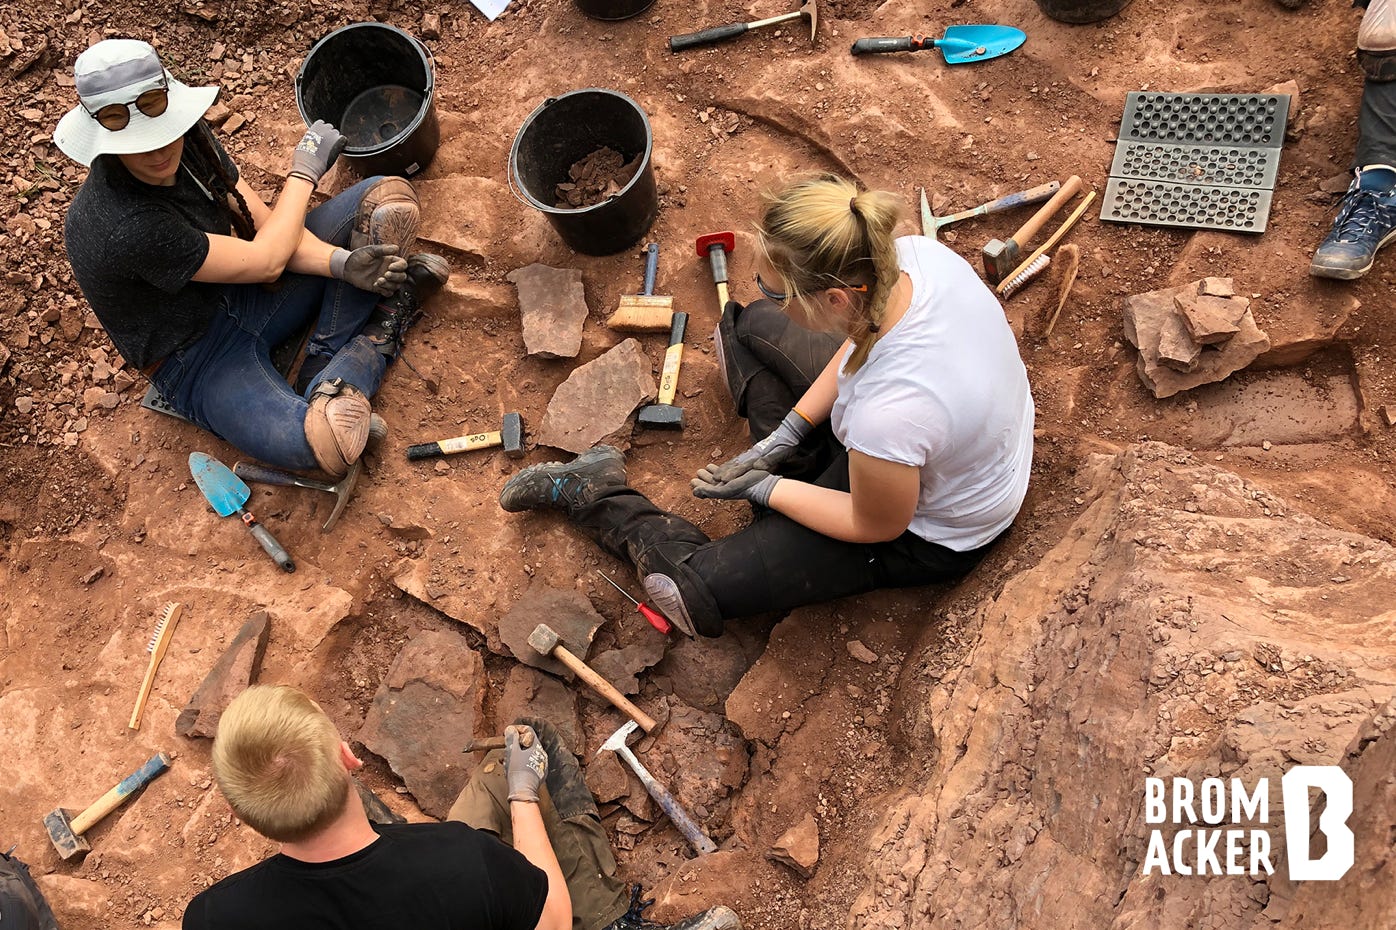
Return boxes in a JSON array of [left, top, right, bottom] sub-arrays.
[[63, 135, 237, 369], [181, 822, 549, 930]]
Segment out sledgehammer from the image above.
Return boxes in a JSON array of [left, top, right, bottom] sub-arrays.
[[44, 752, 171, 860]]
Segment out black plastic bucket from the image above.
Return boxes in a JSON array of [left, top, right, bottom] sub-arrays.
[[509, 89, 658, 257], [1035, 0, 1133, 23], [296, 23, 439, 178], [574, 0, 655, 21]]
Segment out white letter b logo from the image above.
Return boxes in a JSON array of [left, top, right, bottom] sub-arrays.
[[1283, 766, 1354, 881]]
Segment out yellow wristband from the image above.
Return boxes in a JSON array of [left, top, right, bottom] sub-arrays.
[[792, 406, 815, 427]]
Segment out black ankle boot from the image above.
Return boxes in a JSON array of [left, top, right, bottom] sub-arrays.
[[498, 445, 628, 514], [362, 253, 450, 358]]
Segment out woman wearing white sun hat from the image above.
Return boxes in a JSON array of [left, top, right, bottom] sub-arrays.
[[57, 38, 449, 476]]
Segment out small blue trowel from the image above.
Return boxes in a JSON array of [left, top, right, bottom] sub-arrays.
[[850, 25, 1027, 63], [190, 452, 295, 573]]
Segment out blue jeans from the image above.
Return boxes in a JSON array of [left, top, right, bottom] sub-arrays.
[[152, 176, 388, 471]]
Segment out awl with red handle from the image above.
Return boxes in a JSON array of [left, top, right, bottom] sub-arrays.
[[598, 571, 672, 635]]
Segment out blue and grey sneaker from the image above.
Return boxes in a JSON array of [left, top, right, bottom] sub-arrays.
[[498, 445, 627, 513], [1310, 167, 1396, 280]]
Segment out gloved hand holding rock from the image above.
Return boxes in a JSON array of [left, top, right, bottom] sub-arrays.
[[700, 408, 811, 485], [691, 467, 779, 507], [504, 724, 548, 804], [288, 120, 347, 187], [330, 244, 408, 297]]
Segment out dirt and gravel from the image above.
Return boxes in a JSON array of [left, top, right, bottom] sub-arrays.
[[2, 0, 1396, 928]]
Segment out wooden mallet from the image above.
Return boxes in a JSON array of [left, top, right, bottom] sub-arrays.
[[44, 752, 171, 860]]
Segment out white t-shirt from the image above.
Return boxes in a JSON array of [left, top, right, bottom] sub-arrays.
[[829, 236, 1035, 551]]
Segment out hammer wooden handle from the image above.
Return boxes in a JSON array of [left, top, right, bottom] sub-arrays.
[[554, 646, 658, 732], [996, 191, 1096, 297], [69, 752, 171, 836], [407, 432, 501, 460], [1008, 175, 1082, 249]]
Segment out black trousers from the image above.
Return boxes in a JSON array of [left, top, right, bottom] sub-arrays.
[[570, 302, 999, 637]]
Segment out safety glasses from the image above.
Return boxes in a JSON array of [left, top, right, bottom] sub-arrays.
[[755, 272, 868, 303], [83, 72, 169, 131]]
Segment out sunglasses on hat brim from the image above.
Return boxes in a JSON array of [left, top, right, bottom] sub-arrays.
[[82, 72, 169, 132]]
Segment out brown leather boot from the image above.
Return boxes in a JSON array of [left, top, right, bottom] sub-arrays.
[[303, 379, 373, 477]]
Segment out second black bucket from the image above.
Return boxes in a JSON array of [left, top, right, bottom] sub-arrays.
[[296, 23, 439, 178], [1034, 0, 1133, 23], [509, 89, 658, 257], [574, 0, 656, 21]]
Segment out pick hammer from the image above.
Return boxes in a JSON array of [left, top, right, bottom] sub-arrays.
[[599, 720, 718, 855]]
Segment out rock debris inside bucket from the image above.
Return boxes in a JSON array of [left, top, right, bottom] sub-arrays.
[[555, 146, 641, 208]]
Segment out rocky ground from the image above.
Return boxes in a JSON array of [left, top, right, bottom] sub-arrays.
[[2, 0, 1395, 928]]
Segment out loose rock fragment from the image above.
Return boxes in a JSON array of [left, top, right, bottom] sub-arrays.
[[768, 812, 820, 878], [176, 611, 270, 739], [538, 339, 656, 453]]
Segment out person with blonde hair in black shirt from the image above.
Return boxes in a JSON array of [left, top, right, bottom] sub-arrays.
[[185, 684, 740, 930]]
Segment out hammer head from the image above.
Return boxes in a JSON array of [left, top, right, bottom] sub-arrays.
[[801, 0, 817, 41], [598, 719, 640, 754], [981, 238, 1020, 285], [695, 231, 735, 258], [44, 808, 90, 860], [637, 404, 685, 430], [501, 412, 525, 459], [527, 623, 561, 656]]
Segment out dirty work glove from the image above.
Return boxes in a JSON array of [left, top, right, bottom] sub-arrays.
[[692, 467, 780, 507], [330, 245, 408, 297], [701, 409, 812, 485], [504, 724, 548, 804], [288, 120, 347, 186]]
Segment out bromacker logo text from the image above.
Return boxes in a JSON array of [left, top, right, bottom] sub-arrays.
[[1142, 766, 1353, 881]]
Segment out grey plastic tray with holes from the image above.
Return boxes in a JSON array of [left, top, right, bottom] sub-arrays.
[[1101, 178, 1275, 234], [1119, 92, 1290, 148], [1108, 142, 1280, 190], [140, 382, 194, 424]]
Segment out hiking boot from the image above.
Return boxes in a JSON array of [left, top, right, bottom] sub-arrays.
[[499, 445, 627, 513], [1309, 168, 1396, 280], [1360, 0, 1396, 78], [641, 572, 699, 638], [605, 885, 741, 930], [362, 252, 450, 357], [350, 176, 420, 254]]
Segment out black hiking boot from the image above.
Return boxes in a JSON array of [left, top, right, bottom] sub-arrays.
[[362, 252, 450, 358], [498, 445, 627, 514], [604, 885, 741, 930]]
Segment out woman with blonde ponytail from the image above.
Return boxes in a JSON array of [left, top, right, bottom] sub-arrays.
[[499, 173, 1034, 639]]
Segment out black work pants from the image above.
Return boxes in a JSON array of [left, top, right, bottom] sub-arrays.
[[569, 302, 998, 637]]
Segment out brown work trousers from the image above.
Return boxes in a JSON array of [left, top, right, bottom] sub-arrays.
[[448, 750, 630, 930]]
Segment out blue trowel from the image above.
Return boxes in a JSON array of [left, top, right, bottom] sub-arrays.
[[851, 25, 1027, 63], [190, 452, 296, 573]]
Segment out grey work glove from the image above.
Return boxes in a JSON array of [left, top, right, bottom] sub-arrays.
[[692, 467, 780, 508], [330, 245, 408, 297], [288, 120, 347, 186], [702, 409, 811, 485], [504, 724, 548, 804]]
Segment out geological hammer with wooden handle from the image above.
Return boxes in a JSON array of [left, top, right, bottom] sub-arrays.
[[43, 752, 171, 860], [981, 175, 1082, 284], [527, 624, 658, 733]]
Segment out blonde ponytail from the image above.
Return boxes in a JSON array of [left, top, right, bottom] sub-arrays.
[[756, 174, 902, 373]]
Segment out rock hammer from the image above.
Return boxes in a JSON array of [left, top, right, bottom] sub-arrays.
[[670, 0, 816, 51], [43, 752, 171, 860], [599, 720, 718, 855], [981, 175, 1083, 284]]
